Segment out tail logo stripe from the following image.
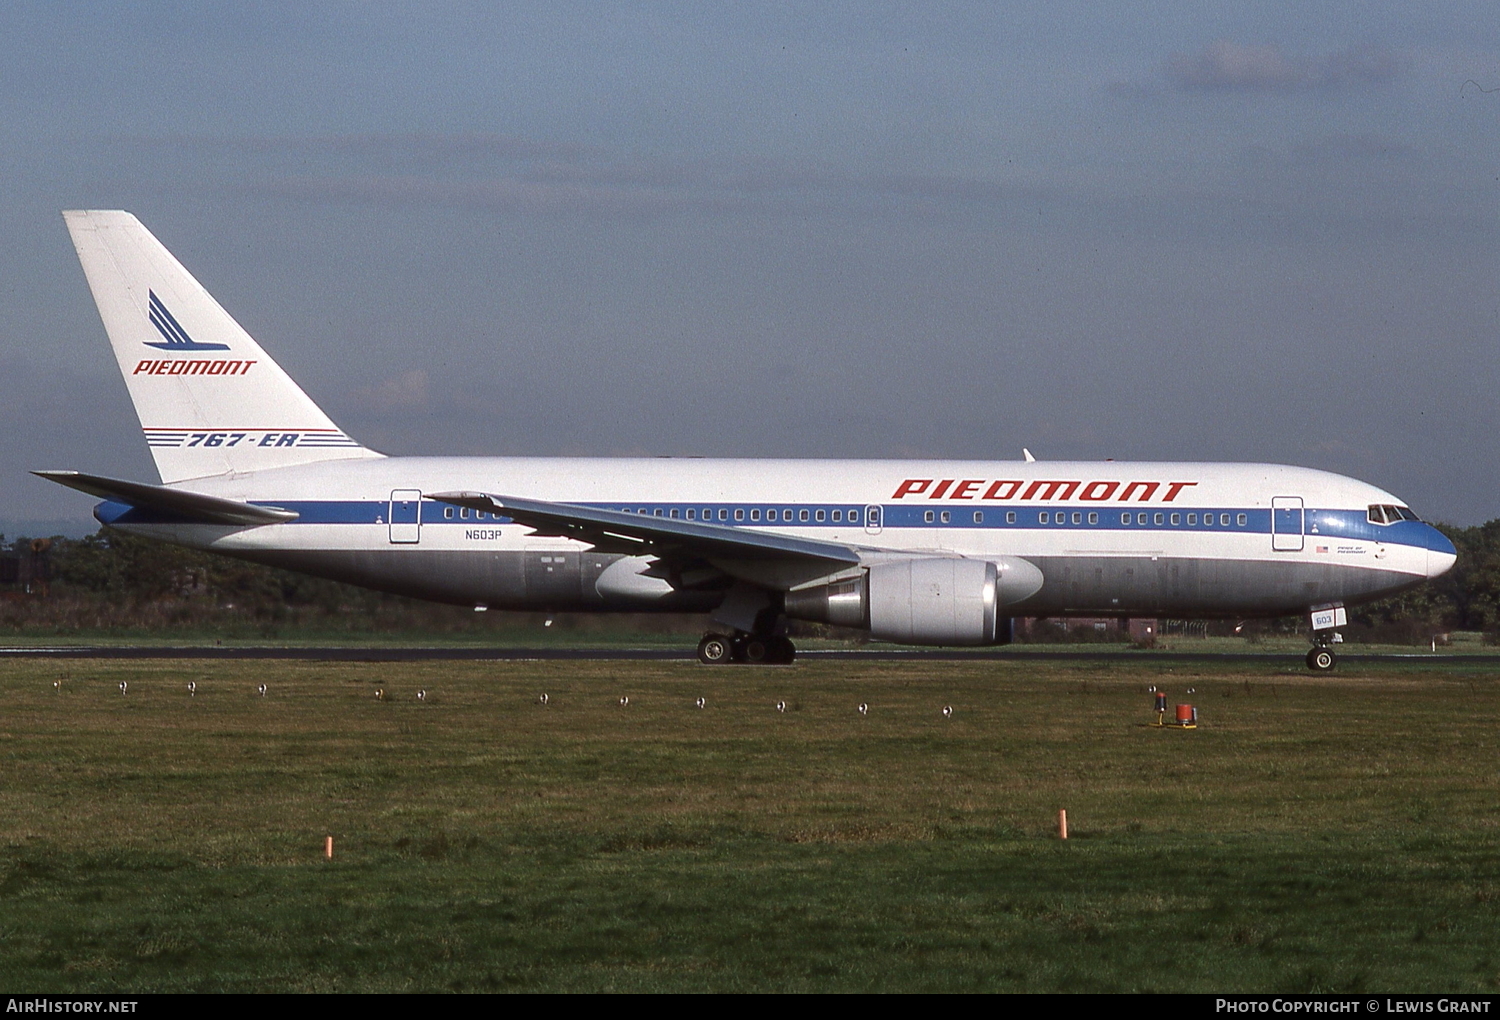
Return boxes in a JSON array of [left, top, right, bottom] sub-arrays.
[[145, 290, 229, 351], [141, 427, 362, 449]]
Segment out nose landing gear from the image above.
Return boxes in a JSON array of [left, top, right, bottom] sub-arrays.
[[1306, 643, 1337, 672], [1305, 604, 1346, 672]]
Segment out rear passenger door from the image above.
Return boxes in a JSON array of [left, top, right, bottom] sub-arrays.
[[389, 489, 422, 544]]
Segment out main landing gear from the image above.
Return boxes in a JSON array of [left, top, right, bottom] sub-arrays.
[[697, 631, 796, 665]]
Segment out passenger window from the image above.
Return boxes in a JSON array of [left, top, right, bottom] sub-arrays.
[[832, 509, 842, 522], [1138, 513, 1148, 525], [800, 509, 809, 522], [751, 509, 760, 521], [924, 510, 935, 523], [1006, 511, 1017, 524], [460, 507, 469, 519], [1237, 513, 1247, 526], [1220, 513, 1231, 526], [768, 509, 779, 522], [974, 511, 984, 524], [1072, 512, 1081, 525], [671, 508, 680, 519], [1154, 512, 1164, 526], [1087, 512, 1098, 525], [655, 508, 664, 517], [1039, 511, 1049, 524], [1170, 513, 1180, 526], [444, 507, 454, 519], [940, 511, 951, 524], [815, 509, 825, 522], [734, 509, 744, 521], [1187, 513, 1196, 525], [718, 509, 727, 521]]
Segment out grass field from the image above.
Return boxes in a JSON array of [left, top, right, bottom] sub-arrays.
[[1, 656, 1498, 992]]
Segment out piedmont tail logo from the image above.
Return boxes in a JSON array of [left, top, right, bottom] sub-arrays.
[[145, 291, 228, 350], [134, 290, 254, 377], [132, 288, 358, 451]]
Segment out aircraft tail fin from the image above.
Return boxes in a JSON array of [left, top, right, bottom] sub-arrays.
[[62, 210, 383, 483]]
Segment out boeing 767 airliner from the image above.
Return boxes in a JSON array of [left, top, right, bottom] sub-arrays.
[[37, 211, 1456, 671]]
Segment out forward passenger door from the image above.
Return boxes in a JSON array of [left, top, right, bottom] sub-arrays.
[[1271, 496, 1304, 552]]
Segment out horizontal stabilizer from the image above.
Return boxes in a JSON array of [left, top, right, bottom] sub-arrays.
[[33, 470, 298, 526]]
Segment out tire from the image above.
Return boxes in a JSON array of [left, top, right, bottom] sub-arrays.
[[697, 634, 733, 665], [768, 636, 796, 664], [1306, 647, 1337, 672], [742, 638, 770, 664]]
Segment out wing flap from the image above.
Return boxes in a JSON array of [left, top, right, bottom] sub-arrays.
[[33, 470, 298, 525]]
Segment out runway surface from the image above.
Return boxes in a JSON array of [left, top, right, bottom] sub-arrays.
[[3, 645, 1498, 665]]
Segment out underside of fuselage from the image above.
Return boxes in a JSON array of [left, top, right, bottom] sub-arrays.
[[149, 535, 1427, 621]]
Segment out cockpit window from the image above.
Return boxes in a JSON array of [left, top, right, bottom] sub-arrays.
[[1368, 504, 1420, 525]]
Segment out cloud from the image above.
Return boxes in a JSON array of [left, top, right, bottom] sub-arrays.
[[1142, 40, 1405, 93], [170, 130, 1061, 219], [353, 369, 429, 412]]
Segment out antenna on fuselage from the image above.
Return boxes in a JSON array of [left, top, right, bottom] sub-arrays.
[[1023, 448, 1036, 463]]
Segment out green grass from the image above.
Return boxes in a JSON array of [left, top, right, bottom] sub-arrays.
[[2, 658, 1498, 991], [0, 622, 699, 649]]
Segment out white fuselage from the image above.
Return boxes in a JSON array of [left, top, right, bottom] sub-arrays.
[[98, 456, 1455, 620]]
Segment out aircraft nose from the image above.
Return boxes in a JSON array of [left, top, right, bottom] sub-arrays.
[[1426, 527, 1457, 580]]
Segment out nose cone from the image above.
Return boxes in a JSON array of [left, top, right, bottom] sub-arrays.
[[1426, 526, 1457, 580]]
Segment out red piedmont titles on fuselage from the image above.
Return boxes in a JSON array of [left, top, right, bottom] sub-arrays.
[[890, 478, 1199, 503]]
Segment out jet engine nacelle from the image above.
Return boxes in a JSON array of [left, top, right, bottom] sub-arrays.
[[784, 556, 1044, 646]]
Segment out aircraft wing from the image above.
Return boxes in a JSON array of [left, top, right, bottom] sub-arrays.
[[427, 491, 861, 571], [33, 470, 299, 526]]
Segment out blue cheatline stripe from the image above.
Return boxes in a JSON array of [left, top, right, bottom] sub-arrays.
[[88, 497, 1455, 552]]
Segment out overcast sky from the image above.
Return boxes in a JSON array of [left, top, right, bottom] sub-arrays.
[[2, 2, 1496, 534]]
